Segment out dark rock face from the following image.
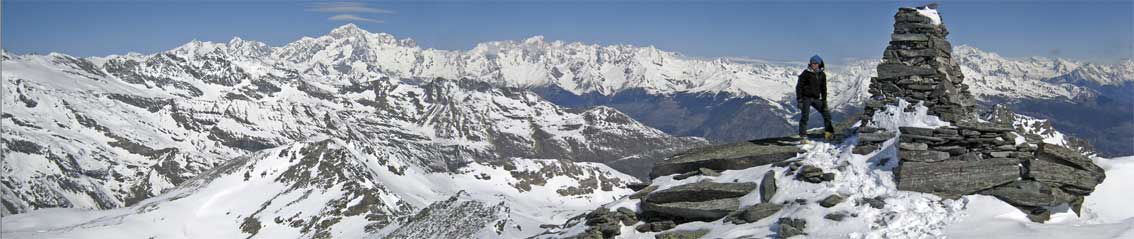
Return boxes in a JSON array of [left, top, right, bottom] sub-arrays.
[[650, 137, 801, 178]]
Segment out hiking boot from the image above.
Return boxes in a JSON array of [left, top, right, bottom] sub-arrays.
[[824, 132, 834, 141]]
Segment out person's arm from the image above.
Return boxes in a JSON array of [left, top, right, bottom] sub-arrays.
[[795, 73, 804, 103], [820, 73, 828, 102]]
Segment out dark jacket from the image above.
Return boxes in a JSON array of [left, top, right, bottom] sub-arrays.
[[796, 66, 827, 100]]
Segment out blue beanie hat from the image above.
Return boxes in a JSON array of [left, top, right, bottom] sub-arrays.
[[809, 55, 823, 64]]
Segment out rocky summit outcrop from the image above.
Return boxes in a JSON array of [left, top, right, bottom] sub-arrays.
[[544, 135, 800, 238], [542, 4, 1111, 239], [649, 137, 802, 178], [858, 4, 1107, 223]]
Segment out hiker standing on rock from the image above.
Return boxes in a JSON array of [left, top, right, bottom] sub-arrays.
[[796, 54, 835, 143]]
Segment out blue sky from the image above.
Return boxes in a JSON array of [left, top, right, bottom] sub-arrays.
[[3, 1, 1131, 63]]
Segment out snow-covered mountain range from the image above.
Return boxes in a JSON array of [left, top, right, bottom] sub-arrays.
[[146, 23, 1130, 155], [2, 37, 708, 219], [1, 23, 1131, 238], [14, 24, 1128, 153]]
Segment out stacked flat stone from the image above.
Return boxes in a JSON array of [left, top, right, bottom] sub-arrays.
[[860, 4, 1107, 223], [862, 4, 977, 124]]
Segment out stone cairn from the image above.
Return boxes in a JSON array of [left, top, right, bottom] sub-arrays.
[[856, 4, 1106, 223], [861, 3, 977, 124]]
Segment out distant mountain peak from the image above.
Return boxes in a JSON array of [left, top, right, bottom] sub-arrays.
[[330, 23, 366, 36]]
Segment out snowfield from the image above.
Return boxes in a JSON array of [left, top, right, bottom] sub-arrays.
[[1, 139, 641, 238]]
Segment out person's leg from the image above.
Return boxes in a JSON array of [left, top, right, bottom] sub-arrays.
[[798, 97, 811, 138], [815, 99, 835, 133]]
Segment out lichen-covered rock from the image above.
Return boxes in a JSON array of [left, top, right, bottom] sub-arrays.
[[1036, 143, 1106, 175], [1027, 159, 1102, 193], [896, 157, 1020, 198]]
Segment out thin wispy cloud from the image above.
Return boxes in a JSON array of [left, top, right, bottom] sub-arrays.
[[308, 2, 395, 14], [328, 14, 384, 23]]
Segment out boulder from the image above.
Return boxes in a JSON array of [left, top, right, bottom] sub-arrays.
[[698, 168, 721, 177], [819, 194, 846, 208], [629, 185, 659, 200], [776, 218, 808, 238], [728, 203, 783, 224], [634, 220, 676, 233], [853, 144, 882, 155], [1035, 143, 1105, 175], [640, 198, 740, 222], [760, 171, 778, 203], [651, 137, 801, 178], [891, 33, 930, 42], [655, 229, 709, 239], [643, 181, 757, 204], [580, 208, 625, 238], [1027, 159, 1102, 193], [896, 157, 1020, 198], [981, 180, 1071, 207], [796, 165, 834, 183], [824, 212, 849, 222], [857, 197, 887, 209]]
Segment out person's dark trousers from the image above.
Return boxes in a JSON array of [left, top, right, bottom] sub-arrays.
[[798, 96, 834, 138]]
